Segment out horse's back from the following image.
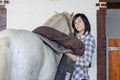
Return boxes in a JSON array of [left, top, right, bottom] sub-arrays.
[[0, 29, 57, 80]]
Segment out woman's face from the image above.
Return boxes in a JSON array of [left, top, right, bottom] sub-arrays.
[[74, 16, 85, 33]]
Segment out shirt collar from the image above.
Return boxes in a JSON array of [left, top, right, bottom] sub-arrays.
[[76, 31, 88, 39]]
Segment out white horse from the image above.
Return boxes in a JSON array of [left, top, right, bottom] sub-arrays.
[[0, 11, 73, 80]]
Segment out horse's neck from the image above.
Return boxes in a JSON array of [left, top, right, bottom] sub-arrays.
[[43, 14, 71, 35], [44, 15, 62, 26]]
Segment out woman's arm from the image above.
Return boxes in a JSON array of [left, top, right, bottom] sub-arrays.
[[66, 35, 95, 67], [75, 36, 95, 67], [65, 53, 77, 61]]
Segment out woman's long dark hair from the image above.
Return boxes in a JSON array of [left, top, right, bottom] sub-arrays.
[[72, 13, 91, 36]]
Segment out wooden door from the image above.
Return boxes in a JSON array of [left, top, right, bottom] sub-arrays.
[[107, 38, 120, 80], [97, 1, 120, 80]]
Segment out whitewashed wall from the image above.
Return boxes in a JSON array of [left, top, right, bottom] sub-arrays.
[[6, 0, 98, 80]]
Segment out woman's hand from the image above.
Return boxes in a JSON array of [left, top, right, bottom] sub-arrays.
[[65, 53, 77, 61]]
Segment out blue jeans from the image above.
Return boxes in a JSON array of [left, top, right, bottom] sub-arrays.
[[54, 55, 74, 80]]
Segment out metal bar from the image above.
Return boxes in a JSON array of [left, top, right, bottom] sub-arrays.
[[107, 47, 120, 51]]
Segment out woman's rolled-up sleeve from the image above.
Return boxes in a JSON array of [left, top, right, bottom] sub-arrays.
[[75, 36, 95, 67]]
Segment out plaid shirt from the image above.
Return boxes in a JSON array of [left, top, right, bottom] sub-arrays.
[[71, 33, 95, 80]]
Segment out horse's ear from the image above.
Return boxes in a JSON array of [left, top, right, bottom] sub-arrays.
[[55, 11, 58, 14], [71, 12, 74, 17]]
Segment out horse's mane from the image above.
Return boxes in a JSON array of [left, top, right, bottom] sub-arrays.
[[43, 11, 73, 26], [43, 11, 74, 35]]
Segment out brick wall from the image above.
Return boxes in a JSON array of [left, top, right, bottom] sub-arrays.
[[0, 5, 6, 31], [0, 0, 9, 31]]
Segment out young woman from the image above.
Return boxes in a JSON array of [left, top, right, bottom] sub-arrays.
[[65, 13, 96, 80]]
